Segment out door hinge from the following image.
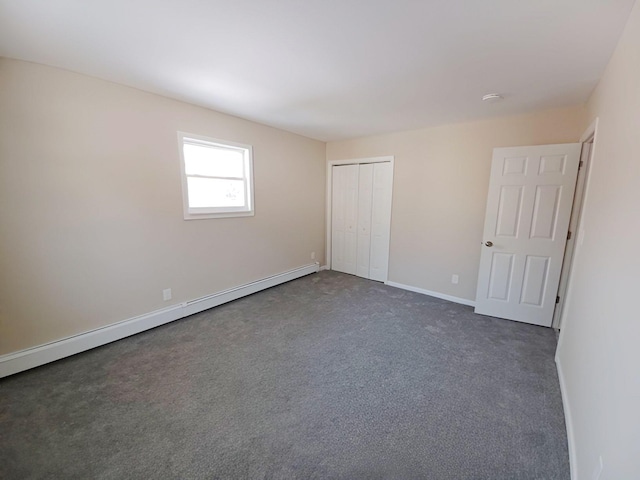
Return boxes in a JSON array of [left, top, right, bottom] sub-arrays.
[[579, 160, 584, 170], [556, 296, 560, 304], [567, 231, 572, 240]]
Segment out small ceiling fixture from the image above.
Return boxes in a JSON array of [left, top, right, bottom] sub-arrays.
[[482, 93, 503, 102]]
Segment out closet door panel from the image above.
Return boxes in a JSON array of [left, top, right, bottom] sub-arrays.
[[331, 166, 347, 273], [356, 163, 374, 278], [332, 164, 359, 275], [343, 165, 359, 275], [369, 162, 393, 282]]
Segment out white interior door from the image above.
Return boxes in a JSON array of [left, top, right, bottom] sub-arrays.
[[356, 163, 374, 278], [369, 162, 393, 282], [331, 164, 359, 275], [475, 144, 581, 327]]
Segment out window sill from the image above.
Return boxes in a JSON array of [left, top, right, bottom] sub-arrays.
[[183, 210, 255, 220]]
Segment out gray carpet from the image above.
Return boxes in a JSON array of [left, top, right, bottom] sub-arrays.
[[0, 271, 569, 479]]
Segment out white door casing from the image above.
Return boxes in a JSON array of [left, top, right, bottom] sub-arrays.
[[552, 141, 592, 329], [475, 144, 581, 327]]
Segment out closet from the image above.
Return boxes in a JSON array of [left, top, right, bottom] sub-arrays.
[[331, 161, 393, 282]]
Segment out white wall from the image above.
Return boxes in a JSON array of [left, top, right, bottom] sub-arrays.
[[556, 1, 640, 478], [0, 58, 326, 355], [327, 106, 587, 302]]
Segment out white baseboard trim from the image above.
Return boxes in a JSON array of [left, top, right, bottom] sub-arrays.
[[384, 281, 476, 307], [556, 355, 577, 480], [319, 264, 329, 271], [0, 263, 319, 379]]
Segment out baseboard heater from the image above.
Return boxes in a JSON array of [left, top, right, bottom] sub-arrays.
[[0, 263, 320, 378]]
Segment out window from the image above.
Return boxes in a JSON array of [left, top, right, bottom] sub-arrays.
[[178, 132, 254, 219]]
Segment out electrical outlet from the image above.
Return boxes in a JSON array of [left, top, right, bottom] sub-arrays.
[[311, 251, 316, 260], [451, 274, 459, 285], [163, 288, 172, 301]]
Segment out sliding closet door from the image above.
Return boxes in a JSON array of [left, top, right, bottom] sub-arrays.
[[369, 162, 393, 282], [356, 164, 374, 278], [331, 164, 359, 275]]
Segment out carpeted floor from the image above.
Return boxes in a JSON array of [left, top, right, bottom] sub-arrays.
[[0, 271, 569, 479]]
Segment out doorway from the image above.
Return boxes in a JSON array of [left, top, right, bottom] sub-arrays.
[[474, 122, 598, 328], [552, 122, 597, 330], [474, 143, 582, 327]]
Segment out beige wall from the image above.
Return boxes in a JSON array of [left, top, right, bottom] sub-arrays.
[[0, 58, 326, 355], [557, 2, 640, 478], [327, 106, 587, 301]]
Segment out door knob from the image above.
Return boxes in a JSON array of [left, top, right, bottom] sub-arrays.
[[485, 241, 493, 247]]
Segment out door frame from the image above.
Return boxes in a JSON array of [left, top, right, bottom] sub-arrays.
[[554, 118, 599, 331], [325, 156, 395, 275]]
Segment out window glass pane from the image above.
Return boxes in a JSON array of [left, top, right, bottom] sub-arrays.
[[183, 143, 244, 178], [187, 177, 246, 208]]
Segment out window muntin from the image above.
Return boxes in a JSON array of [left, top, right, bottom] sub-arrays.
[[178, 133, 254, 219]]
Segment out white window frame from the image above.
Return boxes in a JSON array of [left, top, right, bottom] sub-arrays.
[[178, 132, 254, 220]]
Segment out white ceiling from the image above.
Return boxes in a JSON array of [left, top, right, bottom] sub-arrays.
[[0, 0, 635, 141]]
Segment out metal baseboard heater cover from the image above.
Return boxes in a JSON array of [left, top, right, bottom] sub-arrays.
[[0, 263, 320, 378]]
